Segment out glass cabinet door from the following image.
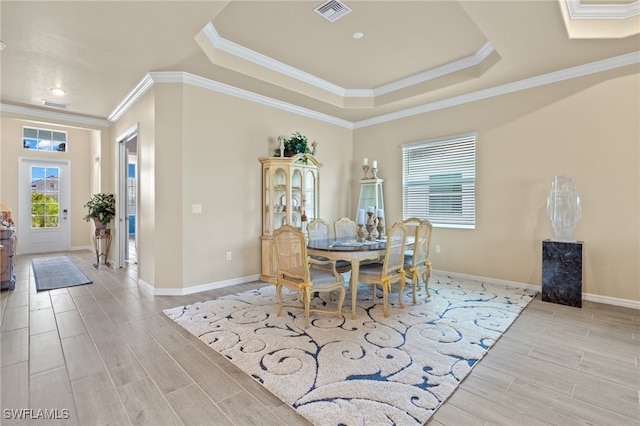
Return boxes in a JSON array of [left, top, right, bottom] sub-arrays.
[[358, 183, 378, 210], [273, 167, 287, 232], [263, 169, 270, 233], [291, 169, 302, 230], [304, 169, 317, 222], [358, 178, 385, 223]]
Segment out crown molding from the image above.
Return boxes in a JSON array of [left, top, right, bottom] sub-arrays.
[[3, 51, 637, 132], [0, 103, 110, 128], [372, 42, 496, 97], [202, 23, 346, 96], [179, 71, 353, 128], [354, 50, 640, 128], [565, 0, 640, 19], [110, 70, 353, 129], [108, 74, 155, 122], [202, 22, 497, 101], [119, 71, 354, 129]]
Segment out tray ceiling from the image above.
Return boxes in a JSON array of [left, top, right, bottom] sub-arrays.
[[0, 1, 638, 125]]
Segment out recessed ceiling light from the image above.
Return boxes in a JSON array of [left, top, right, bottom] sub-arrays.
[[50, 87, 65, 96], [352, 32, 364, 39]]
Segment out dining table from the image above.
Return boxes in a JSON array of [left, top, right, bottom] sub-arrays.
[[307, 235, 414, 320]]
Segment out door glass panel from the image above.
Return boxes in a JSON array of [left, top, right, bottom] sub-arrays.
[[30, 166, 60, 228], [128, 164, 136, 216]]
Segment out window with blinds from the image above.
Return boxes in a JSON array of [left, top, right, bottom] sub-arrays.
[[402, 133, 476, 228]]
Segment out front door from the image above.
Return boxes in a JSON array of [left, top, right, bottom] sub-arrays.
[[18, 158, 70, 254]]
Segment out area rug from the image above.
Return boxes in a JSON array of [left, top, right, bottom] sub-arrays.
[[164, 273, 536, 425], [32, 255, 93, 291]]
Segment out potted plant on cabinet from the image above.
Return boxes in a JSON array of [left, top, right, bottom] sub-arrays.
[[274, 132, 317, 158], [84, 193, 116, 229]]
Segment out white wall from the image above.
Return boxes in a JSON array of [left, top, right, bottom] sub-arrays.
[[354, 68, 639, 302]]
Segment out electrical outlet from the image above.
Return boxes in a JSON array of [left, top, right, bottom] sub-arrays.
[[192, 204, 202, 214], [226, 251, 232, 260], [435, 245, 441, 253]]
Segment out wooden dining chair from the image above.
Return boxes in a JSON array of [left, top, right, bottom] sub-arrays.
[[307, 218, 331, 242], [404, 219, 433, 303], [273, 225, 346, 329], [402, 217, 425, 289], [307, 218, 352, 274], [334, 217, 357, 239], [357, 222, 408, 318], [402, 217, 423, 233]]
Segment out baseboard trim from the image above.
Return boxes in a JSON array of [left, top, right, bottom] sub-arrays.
[[70, 245, 93, 252], [16, 245, 93, 256], [436, 269, 640, 310], [137, 274, 262, 296], [582, 293, 640, 310], [436, 270, 541, 292], [135, 268, 639, 310]]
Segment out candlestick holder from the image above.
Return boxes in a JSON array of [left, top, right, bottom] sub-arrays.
[[371, 167, 378, 179], [376, 216, 385, 240], [357, 224, 365, 242], [365, 212, 375, 241], [362, 165, 370, 179], [372, 218, 379, 240]]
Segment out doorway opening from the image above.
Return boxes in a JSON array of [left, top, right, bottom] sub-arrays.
[[116, 125, 138, 269]]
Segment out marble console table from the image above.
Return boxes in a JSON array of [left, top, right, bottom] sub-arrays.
[[542, 239, 583, 308]]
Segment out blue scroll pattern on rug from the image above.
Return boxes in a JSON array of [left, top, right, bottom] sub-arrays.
[[164, 273, 536, 426]]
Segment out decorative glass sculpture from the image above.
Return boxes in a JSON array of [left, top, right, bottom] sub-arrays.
[[546, 175, 581, 241]]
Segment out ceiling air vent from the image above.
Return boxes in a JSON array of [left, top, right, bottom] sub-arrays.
[[314, 0, 352, 23], [42, 99, 69, 109]]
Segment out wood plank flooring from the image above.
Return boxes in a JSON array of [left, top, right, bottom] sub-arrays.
[[1, 250, 638, 425]]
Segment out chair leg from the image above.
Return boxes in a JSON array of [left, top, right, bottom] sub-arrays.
[[303, 287, 311, 329], [412, 275, 417, 305], [382, 284, 389, 318], [336, 287, 345, 319], [399, 275, 406, 309], [275, 284, 284, 317], [424, 266, 432, 297]]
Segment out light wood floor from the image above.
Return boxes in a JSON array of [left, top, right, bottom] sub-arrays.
[[1, 250, 638, 425]]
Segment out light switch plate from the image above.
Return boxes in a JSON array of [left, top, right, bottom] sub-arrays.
[[192, 204, 202, 214]]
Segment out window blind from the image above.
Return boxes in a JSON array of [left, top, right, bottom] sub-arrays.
[[402, 133, 476, 228]]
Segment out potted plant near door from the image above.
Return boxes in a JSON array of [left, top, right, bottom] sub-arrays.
[[84, 193, 116, 229]]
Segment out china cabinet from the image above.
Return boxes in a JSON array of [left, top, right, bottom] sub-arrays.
[[357, 178, 385, 224], [260, 154, 321, 282]]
